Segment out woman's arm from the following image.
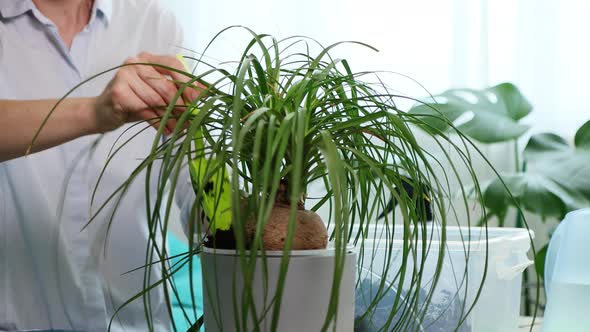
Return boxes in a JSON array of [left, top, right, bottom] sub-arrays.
[[0, 98, 98, 162], [0, 53, 200, 163]]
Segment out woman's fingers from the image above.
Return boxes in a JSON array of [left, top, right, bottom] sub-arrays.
[[127, 70, 166, 111], [119, 88, 167, 134], [136, 64, 182, 105], [137, 65, 188, 123], [128, 58, 189, 133], [96, 52, 204, 134], [123, 70, 174, 134], [137, 52, 206, 103]]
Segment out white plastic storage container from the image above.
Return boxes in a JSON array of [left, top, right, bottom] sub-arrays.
[[355, 226, 533, 332]]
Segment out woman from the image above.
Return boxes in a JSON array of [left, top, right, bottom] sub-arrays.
[[0, 0, 197, 330]]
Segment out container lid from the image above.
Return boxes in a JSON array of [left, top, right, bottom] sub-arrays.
[[354, 225, 533, 253]]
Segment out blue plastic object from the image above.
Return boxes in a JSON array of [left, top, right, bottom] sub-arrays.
[[168, 234, 204, 331]]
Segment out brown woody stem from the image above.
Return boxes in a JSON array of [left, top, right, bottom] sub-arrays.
[[276, 179, 305, 210]]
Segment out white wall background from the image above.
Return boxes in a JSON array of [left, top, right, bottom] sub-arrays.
[[169, 0, 590, 137], [166, 0, 590, 245]]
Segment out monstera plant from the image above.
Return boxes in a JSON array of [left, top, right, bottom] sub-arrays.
[[483, 122, 590, 222], [410, 82, 590, 314], [410, 81, 590, 222], [408, 82, 532, 144], [482, 121, 590, 313], [410, 81, 590, 226], [36, 27, 497, 331]]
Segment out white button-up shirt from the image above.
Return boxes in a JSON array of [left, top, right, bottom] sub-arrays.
[[0, 1, 193, 330]]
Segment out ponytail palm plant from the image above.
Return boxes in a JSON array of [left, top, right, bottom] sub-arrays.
[[37, 27, 494, 331]]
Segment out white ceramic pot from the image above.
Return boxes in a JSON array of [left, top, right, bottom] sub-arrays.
[[201, 247, 356, 332]]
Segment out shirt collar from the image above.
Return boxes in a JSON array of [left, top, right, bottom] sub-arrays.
[[0, 0, 34, 19], [0, 0, 112, 24]]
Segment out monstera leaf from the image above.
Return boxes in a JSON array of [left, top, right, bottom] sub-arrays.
[[409, 82, 532, 143], [483, 120, 590, 219]]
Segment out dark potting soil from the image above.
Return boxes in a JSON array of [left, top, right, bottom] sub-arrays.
[[354, 279, 471, 332], [205, 228, 238, 249]]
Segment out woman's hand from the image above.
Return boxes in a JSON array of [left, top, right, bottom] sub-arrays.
[[94, 52, 203, 135]]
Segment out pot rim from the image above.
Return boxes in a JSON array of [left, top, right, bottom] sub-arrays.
[[202, 244, 355, 257]]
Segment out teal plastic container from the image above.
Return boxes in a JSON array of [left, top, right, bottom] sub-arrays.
[[543, 209, 590, 331]]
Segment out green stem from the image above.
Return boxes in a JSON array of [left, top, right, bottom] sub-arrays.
[[514, 139, 520, 173], [514, 139, 532, 316], [516, 208, 532, 315]]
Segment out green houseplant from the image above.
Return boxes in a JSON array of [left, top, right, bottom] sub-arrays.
[[35, 27, 507, 331], [409, 83, 590, 314], [478, 122, 590, 315]]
